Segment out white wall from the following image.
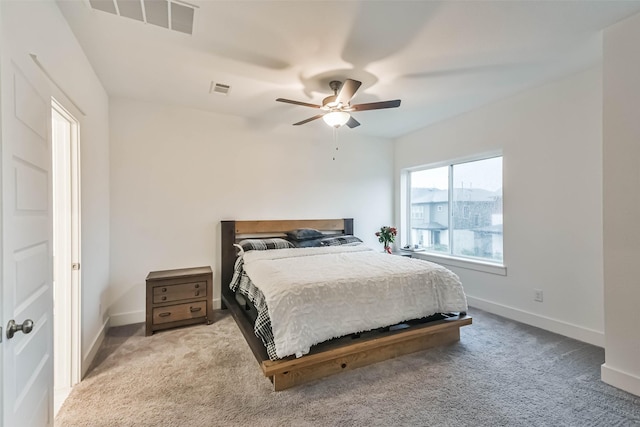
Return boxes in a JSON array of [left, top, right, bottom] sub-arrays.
[[395, 66, 604, 346], [602, 12, 640, 397], [108, 98, 394, 324], [1, 0, 111, 374]]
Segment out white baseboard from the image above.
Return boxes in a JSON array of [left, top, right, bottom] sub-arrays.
[[109, 298, 222, 327], [602, 364, 640, 397], [467, 295, 605, 347], [81, 317, 109, 378], [109, 310, 144, 327]]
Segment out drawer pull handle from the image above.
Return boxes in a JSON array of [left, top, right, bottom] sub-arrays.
[[161, 296, 167, 301], [195, 291, 200, 296], [162, 288, 167, 292], [195, 284, 200, 288], [190, 307, 202, 313], [159, 312, 171, 317]]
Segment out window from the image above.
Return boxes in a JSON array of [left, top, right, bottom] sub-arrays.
[[407, 156, 503, 263]]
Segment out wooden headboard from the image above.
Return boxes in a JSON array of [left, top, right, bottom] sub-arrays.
[[220, 218, 353, 310]]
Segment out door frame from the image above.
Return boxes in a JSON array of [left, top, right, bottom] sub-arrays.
[[0, 2, 4, 421], [51, 98, 81, 413]]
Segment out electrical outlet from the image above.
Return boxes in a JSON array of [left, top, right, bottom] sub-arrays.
[[534, 289, 544, 302]]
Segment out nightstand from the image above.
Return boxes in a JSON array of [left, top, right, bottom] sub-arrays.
[[145, 266, 213, 336]]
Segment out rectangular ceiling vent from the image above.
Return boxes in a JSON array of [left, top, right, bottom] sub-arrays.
[[210, 82, 231, 96], [88, 0, 196, 35]]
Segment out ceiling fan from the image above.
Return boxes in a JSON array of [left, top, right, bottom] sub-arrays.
[[276, 79, 401, 129]]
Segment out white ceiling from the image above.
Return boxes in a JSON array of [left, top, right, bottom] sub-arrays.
[[57, 0, 640, 139]]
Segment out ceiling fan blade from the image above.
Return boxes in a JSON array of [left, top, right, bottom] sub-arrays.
[[346, 116, 360, 129], [293, 114, 325, 126], [350, 99, 401, 111], [335, 79, 362, 105], [276, 98, 321, 109]]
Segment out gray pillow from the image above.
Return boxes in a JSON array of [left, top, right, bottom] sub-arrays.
[[285, 228, 324, 241]]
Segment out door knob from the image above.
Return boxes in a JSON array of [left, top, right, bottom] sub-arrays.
[[6, 319, 34, 339]]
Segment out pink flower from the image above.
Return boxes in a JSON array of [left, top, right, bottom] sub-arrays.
[[376, 226, 397, 252]]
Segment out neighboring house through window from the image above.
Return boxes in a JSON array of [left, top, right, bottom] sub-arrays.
[[405, 155, 503, 263]]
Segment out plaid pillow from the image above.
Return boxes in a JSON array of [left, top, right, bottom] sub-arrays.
[[238, 238, 294, 252], [319, 235, 363, 246], [290, 238, 325, 248]]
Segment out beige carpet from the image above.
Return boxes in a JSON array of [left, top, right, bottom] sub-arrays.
[[55, 309, 640, 427]]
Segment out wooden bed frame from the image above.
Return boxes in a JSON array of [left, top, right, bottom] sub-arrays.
[[220, 218, 472, 391]]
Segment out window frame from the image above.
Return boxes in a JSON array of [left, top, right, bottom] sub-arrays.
[[402, 153, 506, 275]]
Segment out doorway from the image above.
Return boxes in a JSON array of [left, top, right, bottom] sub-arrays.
[[52, 99, 81, 415]]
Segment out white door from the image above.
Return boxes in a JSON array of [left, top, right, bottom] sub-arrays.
[[1, 46, 55, 426]]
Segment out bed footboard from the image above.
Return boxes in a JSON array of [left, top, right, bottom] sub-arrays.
[[263, 314, 472, 391]]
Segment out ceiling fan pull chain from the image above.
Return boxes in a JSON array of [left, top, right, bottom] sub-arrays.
[[332, 126, 339, 161]]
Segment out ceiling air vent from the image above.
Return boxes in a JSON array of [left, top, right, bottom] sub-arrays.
[[210, 82, 231, 96], [88, 0, 196, 35]]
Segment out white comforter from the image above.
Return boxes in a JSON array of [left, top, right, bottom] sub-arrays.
[[242, 245, 468, 359]]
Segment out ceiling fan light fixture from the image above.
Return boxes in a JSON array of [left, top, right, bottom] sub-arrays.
[[275, 78, 400, 129], [323, 111, 350, 128]]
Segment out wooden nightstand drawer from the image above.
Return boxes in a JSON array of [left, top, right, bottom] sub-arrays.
[[145, 266, 213, 336], [153, 301, 207, 324], [152, 281, 206, 304]]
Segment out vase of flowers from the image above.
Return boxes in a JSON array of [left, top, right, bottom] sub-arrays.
[[375, 226, 397, 254]]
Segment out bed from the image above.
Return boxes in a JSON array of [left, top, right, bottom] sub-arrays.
[[221, 218, 472, 390]]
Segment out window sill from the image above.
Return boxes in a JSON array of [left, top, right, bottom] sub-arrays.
[[408, 251, 507, 276]]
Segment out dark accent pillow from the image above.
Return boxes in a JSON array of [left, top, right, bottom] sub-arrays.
[[320, 235, 363, 246], [285, 228, 324, 241], [238, 238, 294, 252], [290, 238, 326, 248]]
